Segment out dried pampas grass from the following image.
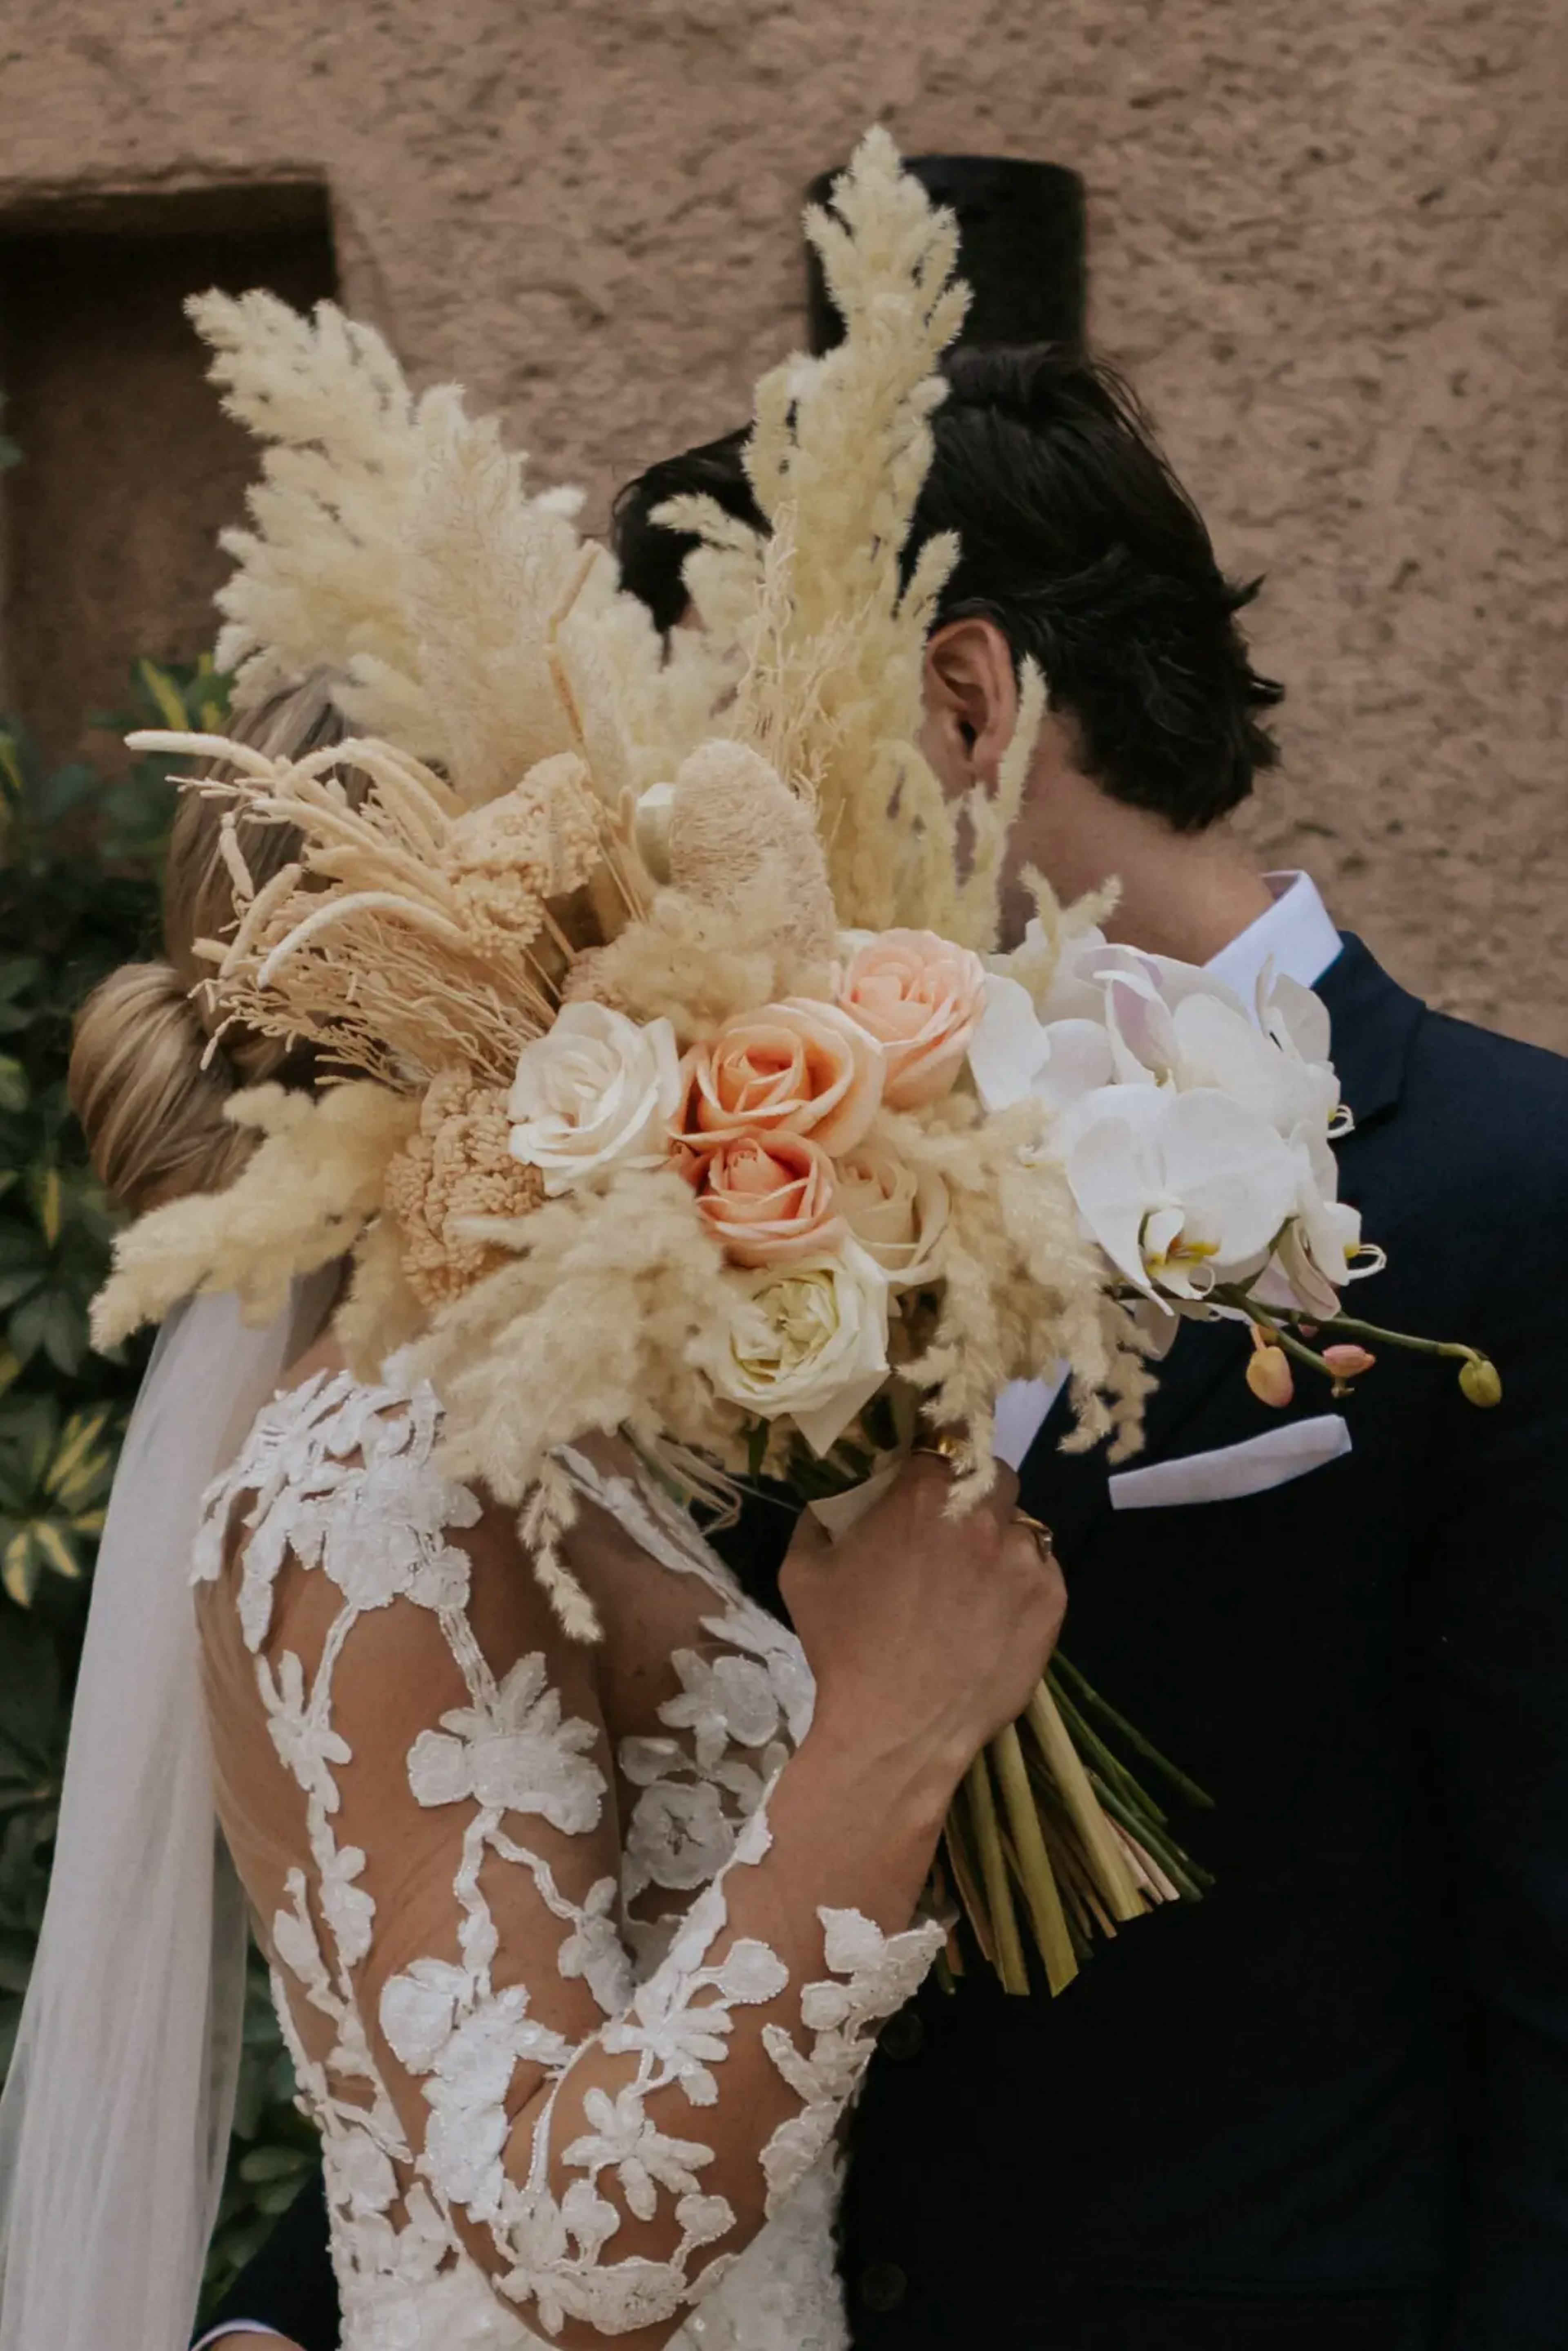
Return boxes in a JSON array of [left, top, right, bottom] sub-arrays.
[[93, 1083, 415, 1346], [410, 1165, 745, 1633], [663, 127, 1044, 953], [189, 289, 693, 811]]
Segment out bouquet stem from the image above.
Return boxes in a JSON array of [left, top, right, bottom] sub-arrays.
[[941, 1659, 1211, 1997], [961, 1748, 1029, 1994], [991, 1721, 1078, 1994]]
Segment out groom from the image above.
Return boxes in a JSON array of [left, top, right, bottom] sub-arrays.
[[204, 172, 1568, 2351]]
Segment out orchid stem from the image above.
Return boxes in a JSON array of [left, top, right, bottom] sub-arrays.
[[1051, 1658, 1214, 1813]]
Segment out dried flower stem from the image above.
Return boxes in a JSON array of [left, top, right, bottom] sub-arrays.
[[963, 1749, 1029, 1995], [991, 1720, 1078, 1995], [1025, 1682, 1145, 1924]]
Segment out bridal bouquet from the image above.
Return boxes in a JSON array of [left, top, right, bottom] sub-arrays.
[[96, 133, 1494, 1995]]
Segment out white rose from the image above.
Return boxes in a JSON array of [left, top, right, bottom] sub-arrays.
[[508, 1003, 682, 1194], [835, 1139, 950, 1288], [704, 1241, 891, 1455]]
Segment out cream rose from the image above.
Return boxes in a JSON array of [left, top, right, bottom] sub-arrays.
[[686, 1131, 846, 1267], [677, 999, 883, 1156], [508, 1003, 682, 1194], [834, 1138, 950, 1288], [837, 929, 987, 1109], [705, 1241, 891, 1455]]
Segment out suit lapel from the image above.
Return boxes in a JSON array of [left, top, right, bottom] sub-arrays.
[[1018, 936, 1428, 1561], [1018, 1316, 1245, 1556], [1315, 933, 1425, 1134]]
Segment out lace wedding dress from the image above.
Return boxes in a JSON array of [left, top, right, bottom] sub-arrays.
[[194, 1366, 943, 2350]]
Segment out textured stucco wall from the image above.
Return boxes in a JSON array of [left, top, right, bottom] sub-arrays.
[[0, 0, 1561, 1047]]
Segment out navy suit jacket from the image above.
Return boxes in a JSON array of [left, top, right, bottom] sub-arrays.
[[210, 939, 1568, 2351], [840, 938, 1568, 2350]]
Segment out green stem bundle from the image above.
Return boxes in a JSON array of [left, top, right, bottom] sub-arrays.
[[942, 1656, 1211, 1997]]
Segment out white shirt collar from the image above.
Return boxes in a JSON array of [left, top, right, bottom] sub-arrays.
[[1203, 869, 1342, 1005], [992, 869, 1341, 1471]]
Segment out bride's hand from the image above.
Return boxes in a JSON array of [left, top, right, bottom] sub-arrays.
[[780, 1449, 1066, 1807]]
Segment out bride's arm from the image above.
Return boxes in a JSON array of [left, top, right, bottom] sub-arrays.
[[258, 1452, 1060, 2351]]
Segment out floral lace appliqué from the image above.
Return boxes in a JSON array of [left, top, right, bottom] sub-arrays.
[[201, 1378, 938, 2350]]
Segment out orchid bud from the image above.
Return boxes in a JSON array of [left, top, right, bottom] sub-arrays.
[[1321, 1344, 1375, 1380], [1246, 1343, 1294, 1408], [1459, 1355, 1502, 1408]]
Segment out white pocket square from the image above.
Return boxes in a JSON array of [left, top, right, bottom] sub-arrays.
[[1107, 1414, 1352, 1511]]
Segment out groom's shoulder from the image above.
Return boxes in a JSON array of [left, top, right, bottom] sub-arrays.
[[1410, 998, 1568, 1119], [1402, 997, 1568, 1220]]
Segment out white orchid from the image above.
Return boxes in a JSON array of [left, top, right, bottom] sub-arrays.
[[1058, 1084, 1300, 1307], [1251, 1121, 1385, 1319], [969, 974, 1114, 1115], [971, 920, 1362, 1328]]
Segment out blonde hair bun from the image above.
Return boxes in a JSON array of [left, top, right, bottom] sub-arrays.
[[69, 961, 252, 1214], [69, 672, 354, 1214]]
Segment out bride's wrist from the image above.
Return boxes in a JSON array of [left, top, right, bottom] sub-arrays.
[[795, 1701, 967, 1841]]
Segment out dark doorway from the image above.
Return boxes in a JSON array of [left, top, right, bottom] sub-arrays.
[[0, 183, 336, 765]]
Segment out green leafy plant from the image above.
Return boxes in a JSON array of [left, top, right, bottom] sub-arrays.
[[0, 659, 314, 2309]]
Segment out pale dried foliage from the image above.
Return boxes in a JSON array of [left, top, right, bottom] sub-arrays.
[[191, 288, 695, 807], [384, 1072, 546, 1308], [663, 127, 1042, 951], [126, 729, 648, 1088], [409, 1166, 747, 1631], [886, 1101, 1155, 1502], [92, 132, 1150, 1625], [563, 744, 840, 1032], [93, 1083, 416, 1346]]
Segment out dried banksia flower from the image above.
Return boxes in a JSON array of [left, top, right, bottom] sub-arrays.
[[385, 1071, 545, 1308]]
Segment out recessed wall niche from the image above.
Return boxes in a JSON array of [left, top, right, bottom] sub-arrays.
[[0, 182, 336, 765]]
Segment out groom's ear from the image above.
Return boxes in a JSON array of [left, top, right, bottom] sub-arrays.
[[920, 617, 1021, 795]]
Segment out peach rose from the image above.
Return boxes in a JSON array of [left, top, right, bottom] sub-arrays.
[[677, 999, 883, 1156], [837, 929, 987, 1109], [835, 1139, 950, 1288], [686, 1132, 846, 1267]]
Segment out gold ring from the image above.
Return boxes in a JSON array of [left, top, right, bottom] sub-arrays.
[[1013, 1509, 1055, 1561], [913, 1431, 965, 1464]]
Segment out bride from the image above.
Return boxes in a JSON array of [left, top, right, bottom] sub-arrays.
[[0, 672, 1065, 2347]]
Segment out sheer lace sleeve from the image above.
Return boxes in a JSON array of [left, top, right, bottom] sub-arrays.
[[196, 1370, 942, 2348]]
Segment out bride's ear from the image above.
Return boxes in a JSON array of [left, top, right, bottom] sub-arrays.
[[919, 617, 1022, 796]]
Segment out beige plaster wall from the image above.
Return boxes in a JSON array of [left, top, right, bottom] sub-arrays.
[[0, 0, 1561, 1046]]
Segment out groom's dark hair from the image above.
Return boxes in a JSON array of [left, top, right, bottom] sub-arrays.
[[612, 344, 1283, 833]]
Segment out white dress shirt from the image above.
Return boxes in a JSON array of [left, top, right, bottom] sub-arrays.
[[992, 871, 1341, 1469]]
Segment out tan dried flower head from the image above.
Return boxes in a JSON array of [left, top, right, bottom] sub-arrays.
[[441, 753, 606, 947], [384, 1070, 545, 1308]]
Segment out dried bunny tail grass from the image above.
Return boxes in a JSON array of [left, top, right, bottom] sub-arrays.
[[409, 1167, 743, 1633], [565, 874, 823, 1038], [666, 739, 837, 966], [92, 1081, 417, 1346]]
